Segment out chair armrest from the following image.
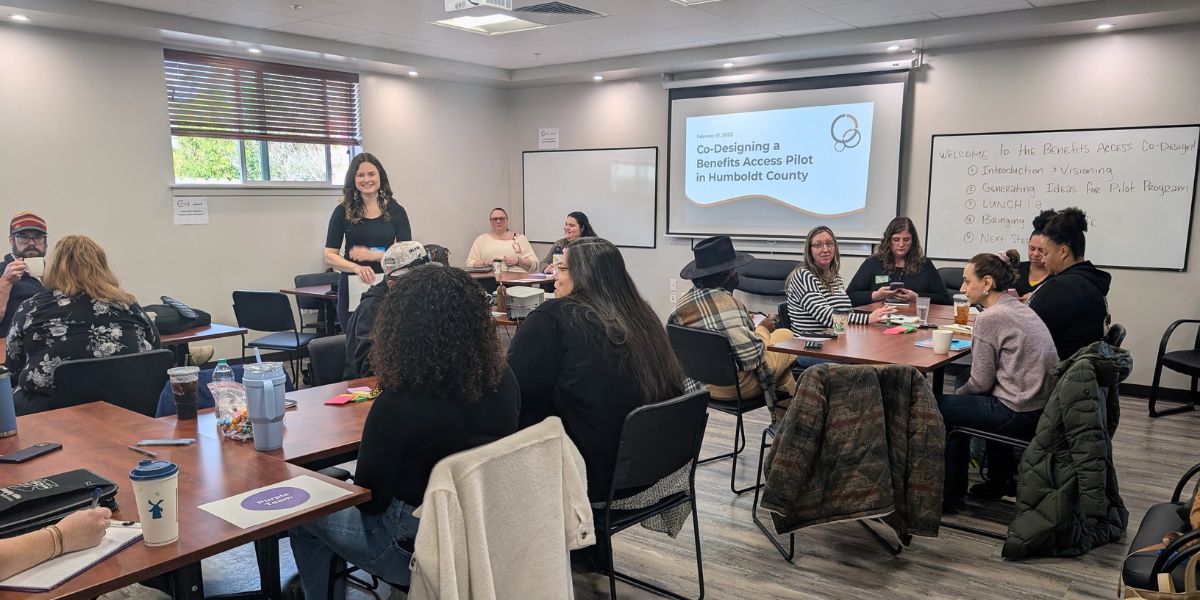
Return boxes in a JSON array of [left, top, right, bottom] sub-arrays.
[[1154, 528, 1200, 575], [1172, 462, 1200, 503], [318, 466, 352, 481], [1157, 319, 1200, 360]]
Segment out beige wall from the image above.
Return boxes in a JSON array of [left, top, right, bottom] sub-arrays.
[[0, 25, 510, 361], [507, 25, 1200, 387]]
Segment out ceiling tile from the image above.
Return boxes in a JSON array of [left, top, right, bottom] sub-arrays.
[[268, 19, 365, 40], [338, 30, 411, 49], [663, 17, 773, 42], [318, 8, 419, 34], [813, 0, 927, 22], [738, 8, 854, 36], [1027, 0, 1095, 5], [187, 5, 303, 27], [92, 0, 229, 15], [325, 0, 403, 8], [228, 0, 354, 20], [907, 0, 1023, 10], [849, 12, 940, 28], [932, 1, 1031, 18], [697, 0, 812, 19], [619, 3, 727, 29]]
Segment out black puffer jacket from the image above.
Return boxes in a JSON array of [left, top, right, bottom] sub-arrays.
[[343, 281, 388, 380], [1002, 341, 1132, 559], [1028, 261, 1111, 360]]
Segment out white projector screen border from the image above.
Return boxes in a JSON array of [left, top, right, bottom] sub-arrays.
[[666, 70, 909, 243]]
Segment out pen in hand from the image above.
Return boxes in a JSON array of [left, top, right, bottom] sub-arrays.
[[89, 487, 102, 509]]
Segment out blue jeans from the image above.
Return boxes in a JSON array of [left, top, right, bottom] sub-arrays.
[[938, 394, 1041, 503], [288, 499, 419, 598]]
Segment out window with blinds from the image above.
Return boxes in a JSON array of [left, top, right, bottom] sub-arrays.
[[164, 50, 362, 185]]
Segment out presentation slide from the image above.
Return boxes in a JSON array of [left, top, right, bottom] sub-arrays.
[[667, 72, 907, 241]]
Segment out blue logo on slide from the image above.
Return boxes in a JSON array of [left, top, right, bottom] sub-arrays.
[[831, 114, 861, 152]]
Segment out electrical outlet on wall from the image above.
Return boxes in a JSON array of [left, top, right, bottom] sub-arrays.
[[669, 278, 677, 292], [669, 291, 677, 304]]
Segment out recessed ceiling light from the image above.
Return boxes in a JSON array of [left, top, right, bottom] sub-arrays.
[[887, 45, 901, 52], [248, 48, 262, 54], [10, 14, 29, 22], [592, 74, 603, 81], [723, 62, 734, 69], [407, 71, 419, 77], [432, 14, 545, 35], [1095, 23, 1114, 31]]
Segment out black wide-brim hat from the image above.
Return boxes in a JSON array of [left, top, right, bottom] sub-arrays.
[[680, 235, 754, 280]]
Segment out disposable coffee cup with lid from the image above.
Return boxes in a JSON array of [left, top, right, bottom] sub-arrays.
[[130, 459, 181, 546]]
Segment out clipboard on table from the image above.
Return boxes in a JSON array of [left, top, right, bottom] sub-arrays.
[[0, 521, 143, 592]]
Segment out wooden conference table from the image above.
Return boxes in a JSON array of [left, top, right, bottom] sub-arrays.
[[769, 301, 974, 393], [0, 402, 368, 600], [159, 324, 249, 366]]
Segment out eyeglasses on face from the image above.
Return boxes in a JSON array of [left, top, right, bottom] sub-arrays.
[[489, 217, 508, 222], [810, 241, 836, 249], [14, 233, 46, 243]]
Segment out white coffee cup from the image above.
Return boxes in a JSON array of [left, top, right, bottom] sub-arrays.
[[931, 330, 954, 355], [130, 459, 180, 546], [22, 256, 44, 279]]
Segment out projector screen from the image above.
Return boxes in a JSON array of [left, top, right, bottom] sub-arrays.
[[667, 71, 908, 242]]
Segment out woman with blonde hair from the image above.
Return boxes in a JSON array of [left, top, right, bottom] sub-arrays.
[[6, 235, 159, 415]]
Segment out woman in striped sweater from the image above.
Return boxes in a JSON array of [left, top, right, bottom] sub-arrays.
[[786, 226, 893, 334]]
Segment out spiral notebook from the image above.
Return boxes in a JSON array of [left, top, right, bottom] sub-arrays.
[[0, 521, 143, 592]]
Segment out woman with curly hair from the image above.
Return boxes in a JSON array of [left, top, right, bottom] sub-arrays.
[[289, 266, 519, 597], [324, 152, 412, 329], [846, 216, 951, 306], [507, 237, 684, 501]]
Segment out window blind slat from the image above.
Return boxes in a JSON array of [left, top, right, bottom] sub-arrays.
[[164, 49, 360, 146]]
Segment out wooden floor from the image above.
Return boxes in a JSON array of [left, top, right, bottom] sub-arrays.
[[568, 392, 1200, 600]]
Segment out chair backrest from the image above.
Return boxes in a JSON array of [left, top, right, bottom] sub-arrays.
[[776, 300, 790, 332], [294, 272, 338, 311], [938, 267, 964, 297], [610, 390, 710, 495], [735, 258, 799, 297], [232, 290, 298, 333], [1105, 323, 1127, 348], [308, 334, 347, 386], [666, 324, 739, 387], [50, 350, 175, 417]]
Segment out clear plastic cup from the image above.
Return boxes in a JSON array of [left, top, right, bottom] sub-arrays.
[[166, 366, 201, 420]]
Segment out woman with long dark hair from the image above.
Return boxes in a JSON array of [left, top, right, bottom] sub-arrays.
[[1027, 207, 1111, 359], [507, 237, 683, 500], [541, 211, 597, 273], [289, 266, 520, 597], [6, 235, 159, 415], [847, 217, 951, 306], [324, 152, 411, 329]]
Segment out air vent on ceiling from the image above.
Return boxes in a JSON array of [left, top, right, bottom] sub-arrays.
[[514, 1, 605, 25]]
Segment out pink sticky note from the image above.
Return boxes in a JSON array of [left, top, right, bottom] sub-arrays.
[[346, 386, 372, 393], [325, 394, 355, 406]]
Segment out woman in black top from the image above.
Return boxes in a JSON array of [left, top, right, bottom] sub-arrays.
[[289, 266, 519, 597], [540, 211, 597, 273], [6, 235, 159, 415], [507, 237, 683, 501], [1028, 207, 1111, 359], [324, 152, 411, 329], [1014, 210, 1054, 300], [847, 217, 951, 306]]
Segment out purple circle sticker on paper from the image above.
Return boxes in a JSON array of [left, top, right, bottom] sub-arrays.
[[240, 487, 311, 511]]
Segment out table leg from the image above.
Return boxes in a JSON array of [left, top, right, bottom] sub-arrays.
[[931, 368, 945, 399], [254, 535, 283, 599], [169, 562, 205, 599], [170, 344, 189, 367]]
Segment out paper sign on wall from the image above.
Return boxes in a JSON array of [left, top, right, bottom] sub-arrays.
[[173, 197, 209, 225], [538, 128, 559, 150]]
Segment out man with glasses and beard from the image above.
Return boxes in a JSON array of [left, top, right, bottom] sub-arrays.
[[0, 212, 48, 335]]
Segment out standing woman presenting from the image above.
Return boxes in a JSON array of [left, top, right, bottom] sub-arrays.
[[325, 153, 411, 330]]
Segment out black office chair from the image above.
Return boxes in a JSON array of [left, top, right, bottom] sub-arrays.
[[751, 423, 794, 561], [1149, 319, 1200, 418], [938, 266, 964, 298], [1122, 461, 1200, 593], [596, 390, 709, 600], [232, 291, 317, 383], [666, 324, 768, 495], [294, 272, 339, 336], [938, 427, 1031, 540], [49, 349, 175, 417], [735, 258, 799, 298], [307, 334, 347, 387]]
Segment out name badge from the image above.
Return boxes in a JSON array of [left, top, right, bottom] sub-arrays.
[[874, 275, 890, 285]]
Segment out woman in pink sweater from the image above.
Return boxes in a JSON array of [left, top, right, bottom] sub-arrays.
[[940, 250, 1059, 513]]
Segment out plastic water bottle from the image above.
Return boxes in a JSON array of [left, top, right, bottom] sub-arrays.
[[212, 359, 235, 384]]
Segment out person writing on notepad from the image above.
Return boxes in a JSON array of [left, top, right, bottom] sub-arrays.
[[466, 208, 538, 273], [0, 507, 111, 580], [938, 250, 1058, 513]]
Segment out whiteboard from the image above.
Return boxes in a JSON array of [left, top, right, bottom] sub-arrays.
[[925, 126, 1198, 271], [523, 147, 657, 249]]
